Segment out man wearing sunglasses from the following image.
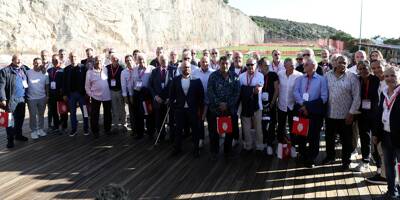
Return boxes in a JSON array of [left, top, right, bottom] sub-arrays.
[[269, 50, 285, 73], [295, 52, 304, 73]]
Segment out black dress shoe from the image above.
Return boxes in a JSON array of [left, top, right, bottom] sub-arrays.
[[193, 150, 200, 158], [134, 134, 143, 140], [171, 149, 182, 156], [7, 140, 14, 148], [321, 157, 335, 165], [15, 135, 28, 141]]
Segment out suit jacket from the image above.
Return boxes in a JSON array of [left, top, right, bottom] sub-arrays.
[[148, 66, 177, 100], [63, 64, 87, 96], [0, 65, 29, 111], [169, 75, 204, 112], [376, 91, 400, 147], [359, 75, 380, 119]]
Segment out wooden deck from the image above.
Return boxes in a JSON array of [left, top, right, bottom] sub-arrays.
[[0, 112, 389, 200]]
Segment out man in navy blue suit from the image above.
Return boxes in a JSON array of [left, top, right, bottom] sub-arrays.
[[169, 61, 204, 157]]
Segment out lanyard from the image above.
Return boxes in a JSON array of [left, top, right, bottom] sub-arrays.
[[51, 68, 60, 80], [110, 65, 120, 79], [138, 67, 146, 80], [263, 74, 269, 89], [246, 73, 254, 86], [385, 92, 399, 110], [363, 79, 369, 99], [305, 75, 312, 93]]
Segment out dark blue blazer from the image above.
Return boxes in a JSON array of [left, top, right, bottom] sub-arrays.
[[0, 65, 29, 111], [169, 75, 204, 112], [148, 66, 177, 100]]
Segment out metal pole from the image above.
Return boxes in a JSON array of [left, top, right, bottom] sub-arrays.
[[358, 0, 363, 50]]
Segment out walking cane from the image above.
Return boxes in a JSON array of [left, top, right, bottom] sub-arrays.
[[154, 106, 170, 146]]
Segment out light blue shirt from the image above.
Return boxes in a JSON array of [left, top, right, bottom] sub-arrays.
[[12, 67, 26, 98], [293, 72, 328, 105]]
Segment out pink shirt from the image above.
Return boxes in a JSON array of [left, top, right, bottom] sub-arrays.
[[85, 67, 111, 101]]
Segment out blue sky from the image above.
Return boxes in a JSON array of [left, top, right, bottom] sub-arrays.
[[229, 0, 399, 39]]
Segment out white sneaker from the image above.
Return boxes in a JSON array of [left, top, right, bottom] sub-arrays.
[[350, 150, 358, 160], [31, 131, 39, 139], [199, 139, 204, 148], [290, 146, 297, 158], [267, 146, 273, 156], [38, 129, 47, 137], [351, 162, 370, 173]]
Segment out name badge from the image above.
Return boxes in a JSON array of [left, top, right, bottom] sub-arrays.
[[50, 81, 56, 89], [135, 81, 143, 90], [161, 83, 165, 89], [22, 80, 28, 88], [302, 93, 309, 101], [111, 79, 116, 87], [261, 92, 269, 101], [362, 99, 371, 110], [83, 105, 89, 118]]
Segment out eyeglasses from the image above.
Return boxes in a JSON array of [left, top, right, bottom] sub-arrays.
[[246, 63, 255, 67], [274, 54, 280, 56], [303, 54, 311, 57], [183, 57, 191, 60], [211, 52, 218, 55], [296, 58, 303, 61]]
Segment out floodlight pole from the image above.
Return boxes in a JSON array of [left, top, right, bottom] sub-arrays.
[[359, 0, 363, 50]]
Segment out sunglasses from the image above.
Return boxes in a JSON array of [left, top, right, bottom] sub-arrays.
[[303, 54, 310, 57], [296, 58, 303, 61], [246, 63, 255, 67], [211, 52, 218, 55], [183, 57, 191, 60], [274, 54, 280, 56]]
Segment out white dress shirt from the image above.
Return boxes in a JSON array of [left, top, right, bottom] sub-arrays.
[[192, 67, 215, 104], [85, 67, 111, 101], [121, 67, 135, 97], [382, 86, 400, 132], [348, 64, 358, 74], [277, 70, 302, 112], [132, 65, 154, 90], [269, 60, 285, 73], [239, 71, 264, 110]]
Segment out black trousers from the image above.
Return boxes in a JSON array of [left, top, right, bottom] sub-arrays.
[[231, 113, 240, 141], [297, 114, 323, 163], [6, 102, 25, 140], [262, 105, 277, 145], [325, 118, 353, 165], [90, 98, 111, 136], [358, 114, 375, 163], [154, 102, 168, 139], [48, 95, 68, 130], [381, 132, 400, 195], [126, 97, 134, 130], [277, 108, 295, 144], [174, 108, 199, 152], [208, 111, 233, 155], [132, 97, 154, 137]]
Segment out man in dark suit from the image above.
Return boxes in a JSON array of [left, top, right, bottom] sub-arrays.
[[169, 61, 204, 157], [81, 48, 95, 70], [149, 55, 177, 142], [0, 54, 30, 148]]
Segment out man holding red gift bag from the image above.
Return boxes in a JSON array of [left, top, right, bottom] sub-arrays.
[[0, 54, 29, 148], [293, 58, 328, 168], [207, 56, 240, 160]]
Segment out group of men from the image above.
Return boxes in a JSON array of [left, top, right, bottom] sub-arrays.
[[0, 47, 396, 180]]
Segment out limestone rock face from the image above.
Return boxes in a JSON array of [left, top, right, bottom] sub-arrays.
[[0, 0, 264, 54]]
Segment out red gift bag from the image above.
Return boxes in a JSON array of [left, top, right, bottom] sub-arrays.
[[57, 101, 68, 115], [277, 143, 291, 160], [217, 116, 232, 135], [292, 116, 309, 136], [0, 112, 13, 127]]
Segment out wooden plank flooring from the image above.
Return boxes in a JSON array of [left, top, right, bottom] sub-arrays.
[[0, 110, 389, 200]]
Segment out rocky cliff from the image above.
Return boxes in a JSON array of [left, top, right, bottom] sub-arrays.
[[0, 0, 264, 55]]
